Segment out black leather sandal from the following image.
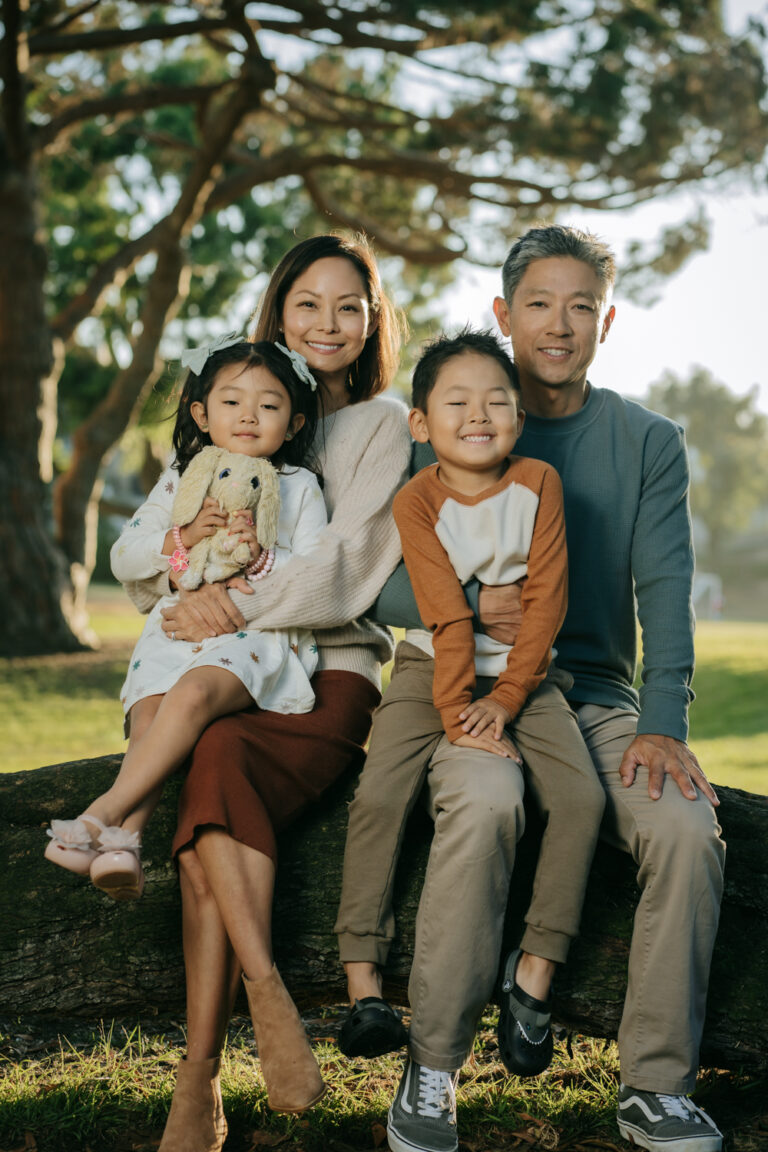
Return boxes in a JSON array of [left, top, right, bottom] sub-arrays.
[[338, 996, 409, 1058], [498, 949, 554, 1077]]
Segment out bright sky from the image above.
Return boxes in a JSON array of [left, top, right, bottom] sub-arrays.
[[441, 0, 768, 413]]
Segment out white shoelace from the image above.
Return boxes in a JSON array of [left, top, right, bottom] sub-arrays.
[[657, 1095, 703, 1123], [416, 1066, 456, 1120]]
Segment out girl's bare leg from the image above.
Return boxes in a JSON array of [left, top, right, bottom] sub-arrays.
[[82, 669, 252, 833], [117, 697, 163, 838]]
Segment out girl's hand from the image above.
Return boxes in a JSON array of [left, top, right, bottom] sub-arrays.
[[228, 509, 261, 563], [180, 498, 228, 549]]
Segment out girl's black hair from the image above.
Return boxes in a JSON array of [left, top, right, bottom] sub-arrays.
[[172, 341, 319, 476]]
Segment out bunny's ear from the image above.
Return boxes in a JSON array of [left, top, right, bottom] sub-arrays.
[[172, 446, 221, 525], [253, 460, 281, 549]]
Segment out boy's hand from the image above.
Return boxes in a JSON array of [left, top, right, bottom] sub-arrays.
[[453, 731, 523, 762], [180, 498, 228, 548], [459, 696, 512, 741]]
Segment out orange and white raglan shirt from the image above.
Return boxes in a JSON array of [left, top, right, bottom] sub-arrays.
[[392, 456, 568, 742]]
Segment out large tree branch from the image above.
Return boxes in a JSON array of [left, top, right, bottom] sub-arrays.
[[41, 0, 100, 34], [303, 172, 466, 264], [50, 225, 164, 343], [36, 83, 228, 151], [28, 17, 236, 56]]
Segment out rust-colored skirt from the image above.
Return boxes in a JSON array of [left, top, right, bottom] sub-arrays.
[[173, 670, 380, 861]]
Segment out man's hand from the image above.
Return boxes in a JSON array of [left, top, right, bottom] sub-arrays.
[[619, 733, 719, 805], [476, 581, 522, 645], [459, 696, 512, 741], [453, 730, 522, 761], [161, 583, 247, 642]]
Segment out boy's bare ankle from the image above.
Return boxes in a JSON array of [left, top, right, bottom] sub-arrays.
[[344, 961, 383, 1005], [515, 952, 556, 1003]]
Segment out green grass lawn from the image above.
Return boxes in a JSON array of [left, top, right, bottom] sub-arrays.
[[2, 585, 767, 793], [1, 1012, 765, 1152]]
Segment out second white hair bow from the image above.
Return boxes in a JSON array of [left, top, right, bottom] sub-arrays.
[[181, 331, 243, 376], [275, 343, 318, 391]]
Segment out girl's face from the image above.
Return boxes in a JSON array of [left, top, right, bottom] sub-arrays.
[[281, 256, 376, 385], [191, 362, 304, 459]]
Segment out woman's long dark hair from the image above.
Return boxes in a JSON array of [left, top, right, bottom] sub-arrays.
[[250, 234, 404, 402], [172, 341, 319, 475]]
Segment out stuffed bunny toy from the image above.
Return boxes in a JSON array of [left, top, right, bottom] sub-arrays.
[[172, 446, 281, 589]]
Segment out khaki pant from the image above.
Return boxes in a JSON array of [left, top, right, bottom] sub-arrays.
[[575, 705, 725, 1093], [335, 642, 605, 1070]]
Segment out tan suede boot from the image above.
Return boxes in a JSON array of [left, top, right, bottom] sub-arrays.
[[158, 1056, 227, 1152], [243, 966, 326, 1112]]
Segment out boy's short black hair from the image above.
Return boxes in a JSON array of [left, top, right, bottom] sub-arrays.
[[411, 328, 520, 412]]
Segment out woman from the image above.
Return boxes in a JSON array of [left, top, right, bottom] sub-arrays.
[[123, 234, 410, 1151]]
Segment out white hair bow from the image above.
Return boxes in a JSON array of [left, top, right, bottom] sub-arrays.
[[275, 343, 318, 391], [181, 331, 243, 376]]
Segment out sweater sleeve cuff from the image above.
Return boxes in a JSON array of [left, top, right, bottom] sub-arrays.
[[441, 706, 469, 743], [489, 686, 526, 725], [636, 687, 691, 743]]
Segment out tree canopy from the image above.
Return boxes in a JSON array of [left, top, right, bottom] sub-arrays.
[[2, 0, 767, 654]]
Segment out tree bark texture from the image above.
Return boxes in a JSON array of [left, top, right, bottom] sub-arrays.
[[2, 757, 766, 1074], [0, 0, 84, 656]]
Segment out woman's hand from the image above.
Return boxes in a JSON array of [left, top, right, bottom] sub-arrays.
[[161, 584, 247, 641], [180, 498, 228, 549]]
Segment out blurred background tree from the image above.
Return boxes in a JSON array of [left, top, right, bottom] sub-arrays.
[[646, 368, 768, 570], [2, 0, 767, 654]]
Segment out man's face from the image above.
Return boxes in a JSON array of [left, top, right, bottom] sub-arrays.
[[493, 256, 614, 394]]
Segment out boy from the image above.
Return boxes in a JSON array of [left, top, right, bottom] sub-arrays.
[[334, 330, 605, 1152]]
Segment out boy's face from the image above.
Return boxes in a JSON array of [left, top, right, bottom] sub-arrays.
[[409, 352, 523, 488], [493, 255, 614, 395]]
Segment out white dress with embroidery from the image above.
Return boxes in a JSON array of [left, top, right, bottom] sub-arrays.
[[110, 464, 327, 716]]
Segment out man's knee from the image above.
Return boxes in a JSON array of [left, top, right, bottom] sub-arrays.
[[634, 791, 725, 888]]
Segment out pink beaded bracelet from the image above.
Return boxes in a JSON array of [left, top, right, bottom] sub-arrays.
[[168, 525, 189, 573], [245, 547, 275, 581]]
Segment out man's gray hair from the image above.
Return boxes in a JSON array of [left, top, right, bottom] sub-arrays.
[[501, 224, 616, 305]]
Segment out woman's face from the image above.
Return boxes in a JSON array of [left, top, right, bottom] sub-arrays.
[[281, 256, 376, 384]]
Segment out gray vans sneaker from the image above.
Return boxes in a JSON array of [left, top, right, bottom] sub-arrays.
[[387, 1058, 459, 1152], [617, 1084, 723, 1152]]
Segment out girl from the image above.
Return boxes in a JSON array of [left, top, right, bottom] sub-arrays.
[[45, 340, 324, 906], [123, 235, 411, 1143]]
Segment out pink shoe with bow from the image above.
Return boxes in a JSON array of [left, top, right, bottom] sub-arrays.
[[90, 826, 144, 901], [45, 815, 105, 876]]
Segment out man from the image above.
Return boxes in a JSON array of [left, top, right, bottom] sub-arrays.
[[375, 225, 725, 1152]]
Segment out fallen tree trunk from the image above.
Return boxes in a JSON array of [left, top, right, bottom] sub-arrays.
[[2, 758, 766, 1073]]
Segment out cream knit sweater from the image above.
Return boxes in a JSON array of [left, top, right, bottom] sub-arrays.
[[122, 394, 411, 687]]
